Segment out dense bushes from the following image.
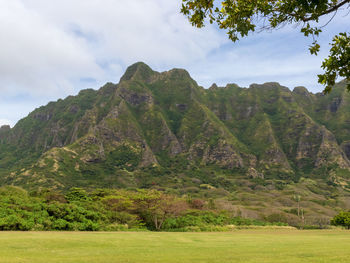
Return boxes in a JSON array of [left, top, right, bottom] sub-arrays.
[[331, 211, 350, 229], [162, 210, 286, 231], [0, 186, 284, 231]]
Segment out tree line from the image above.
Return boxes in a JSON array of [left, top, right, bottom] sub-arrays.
[[0, 186, 281, 231], [0, 186, 348, 231]]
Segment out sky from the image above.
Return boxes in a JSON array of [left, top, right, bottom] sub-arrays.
[[0, 0, 349, 127]]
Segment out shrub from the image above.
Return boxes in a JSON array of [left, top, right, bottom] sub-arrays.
[[331, 211, 350, 229], [65, 188, 91, 202], [52, 219, 70, 230]]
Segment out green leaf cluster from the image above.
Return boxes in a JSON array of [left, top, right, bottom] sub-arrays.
[[331, 211, 350, 229], [181, 0, 350, 91]]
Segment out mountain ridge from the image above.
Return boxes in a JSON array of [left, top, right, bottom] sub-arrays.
[[0, 62, 350, 192]]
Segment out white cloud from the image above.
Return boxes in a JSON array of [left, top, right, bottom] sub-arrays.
[[21, 0, 224, 66], [0, 0, 102, 96], [0, 0, 348, 125]]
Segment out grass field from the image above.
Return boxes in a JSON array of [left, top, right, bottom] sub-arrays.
[[0, 230, 349, 263]]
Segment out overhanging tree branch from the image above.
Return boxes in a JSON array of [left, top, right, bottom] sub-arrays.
[[301, 0, 350, 21], [181, 0, 350, 93]]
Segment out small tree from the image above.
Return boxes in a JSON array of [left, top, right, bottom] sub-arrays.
[[331, 211, 350, 229], [132, 190, 188, 230]]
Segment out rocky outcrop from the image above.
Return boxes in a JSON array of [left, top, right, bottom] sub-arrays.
[[202, 140, 244, 168], [140, 109, 182, 155], [329, 97, 342, 113], [0, 125, 10, 131], [293, 86, 310, 96], [247, 167, 264, 179], [295, 123, 323, 168], [341, 141, 350, 160], [315, 127, 350, 169], [116, 82, 154, 106]]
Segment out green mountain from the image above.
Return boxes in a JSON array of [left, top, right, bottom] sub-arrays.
[[1, 62, 350, 221]]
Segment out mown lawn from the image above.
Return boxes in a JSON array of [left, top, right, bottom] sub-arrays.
[[0, 230, 349, 263]]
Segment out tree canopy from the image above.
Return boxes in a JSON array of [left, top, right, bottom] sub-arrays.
[[181, 0, 350, 92], [331, 211, 350, 229]]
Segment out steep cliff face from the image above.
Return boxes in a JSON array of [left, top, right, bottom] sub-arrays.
[[293, 80, 350, 143], [1, 62, 350, 189]]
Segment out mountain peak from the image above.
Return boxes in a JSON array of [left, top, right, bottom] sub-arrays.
[[0, 125, 11, 131], [249, 82, 290, 92], [166, 68, 191, 78], [120, 62, 157, 82], [293, 86, 310, 96], [209, 83, 218, 90]]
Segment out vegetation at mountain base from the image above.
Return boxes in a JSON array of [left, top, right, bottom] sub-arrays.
[[180, 0, 350, 92], [0, 186, 288, 231], [0, 62, 350, 224], [0, 184, 349, 231], [331, 210, 350, 229]]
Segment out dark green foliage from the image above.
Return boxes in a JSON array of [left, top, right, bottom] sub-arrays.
[[265, 213, 289, 224], [320, 33, 350, 93], [0, 186, 286, 231], [331, 211, 350, 229], [106, 145, 141, 171], [163, 210, 286, 231], [65, 188, 91, 202]]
